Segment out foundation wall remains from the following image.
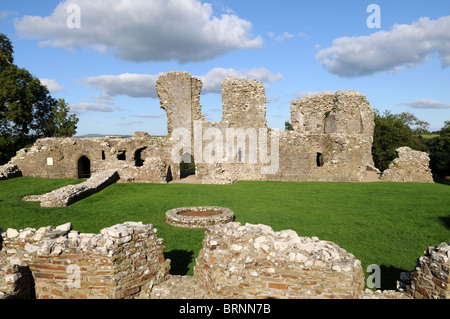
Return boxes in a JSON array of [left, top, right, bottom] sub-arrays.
[[0, 222, 170, 299], [402, 242, 450, 299], [3, 71, 432, 185], [194, 222, 365, 299], [2, 221, 447, 299], [22, 169, 120, 207]]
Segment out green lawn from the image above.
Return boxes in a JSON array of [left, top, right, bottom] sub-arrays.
[[1, 177, 449, 289]]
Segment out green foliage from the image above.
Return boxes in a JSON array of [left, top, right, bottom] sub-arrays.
[[426, 121, 450, 178], [0, 33, 79, 164], [0, 33, 13, 71], [180, 154, 195, 178], [284, 121, 293, 131], [372, 110, 428, 171], [45, 98, 79, 137]]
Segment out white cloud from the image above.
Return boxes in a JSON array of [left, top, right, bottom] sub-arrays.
[[39, 78, 64, 93], [0, 10, 17, 20], [69, 101, 114, 114], [69, 94, 117, 114], [14, 0, 262, 63], [80, 73, 159, 98], [268, 31, 299, 42], [316, 16, 450, 77], [401, 99, 450, 109], [199, 67, 284, 93], [80, 68, 283, 97]]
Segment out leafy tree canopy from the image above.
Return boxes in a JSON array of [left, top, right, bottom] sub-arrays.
[[0, 33, 79, 164]]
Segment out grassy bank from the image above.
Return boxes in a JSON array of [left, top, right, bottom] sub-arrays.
[[1, 177, 449, 289]]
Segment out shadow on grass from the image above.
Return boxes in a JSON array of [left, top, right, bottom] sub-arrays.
[[433, 177, 450, 185], [164, 250, 194, 276], [379, 265, 409, 290], [439, 217, 450, 230]]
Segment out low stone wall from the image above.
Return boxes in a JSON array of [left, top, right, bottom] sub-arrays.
[[22, 169, 120, 207], [2, 220, 445, 300], [402, 242, 450, 299], [194, 222, 365, 299], [0, 222, 170, 299], [381, 147, 434, 183]]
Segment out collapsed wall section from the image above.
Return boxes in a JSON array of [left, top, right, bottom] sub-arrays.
[[380, 147, 434, 183], [194, 222, 365, 299]]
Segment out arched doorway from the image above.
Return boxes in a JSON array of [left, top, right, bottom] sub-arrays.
[[78, 156, 91, 179], [180, 153, 195, 179]]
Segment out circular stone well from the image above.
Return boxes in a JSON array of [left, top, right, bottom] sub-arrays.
[[165, 206, 235, 229]]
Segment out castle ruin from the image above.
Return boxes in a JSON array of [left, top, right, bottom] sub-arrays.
[[3, 70, 411, 185]]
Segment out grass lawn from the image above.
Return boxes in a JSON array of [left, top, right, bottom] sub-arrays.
[[421, 133, 440, 139], [1, 177, 449, 290]]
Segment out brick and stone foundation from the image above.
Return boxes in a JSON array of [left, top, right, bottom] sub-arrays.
[[0, 222, 170, 299], [401, 242, 450, 299], [194, 222, 365, 299], [2, 220, 445, 299]]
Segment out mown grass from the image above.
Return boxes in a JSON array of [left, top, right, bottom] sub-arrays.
[[1, 177, 449, 289]]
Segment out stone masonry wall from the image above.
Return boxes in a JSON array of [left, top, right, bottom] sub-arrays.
[[8, 132, 173, 183], [194, 222, 365, 299], [0, 222, 170, 299], [403, 242, 450, 299]]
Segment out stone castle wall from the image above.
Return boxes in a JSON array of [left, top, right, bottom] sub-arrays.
[[4, 70, 427, 185]]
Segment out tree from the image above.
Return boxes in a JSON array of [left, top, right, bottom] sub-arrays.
[[426, 121, 450, 178], [0, 33, 79, 164], [285, 121, 293, 131], [371, 110, 428, 171], [0, 33, 13, 71], [45, 98, 79, 137]]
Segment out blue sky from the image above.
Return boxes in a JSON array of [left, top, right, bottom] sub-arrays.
[[1, 0, 449, 136]]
